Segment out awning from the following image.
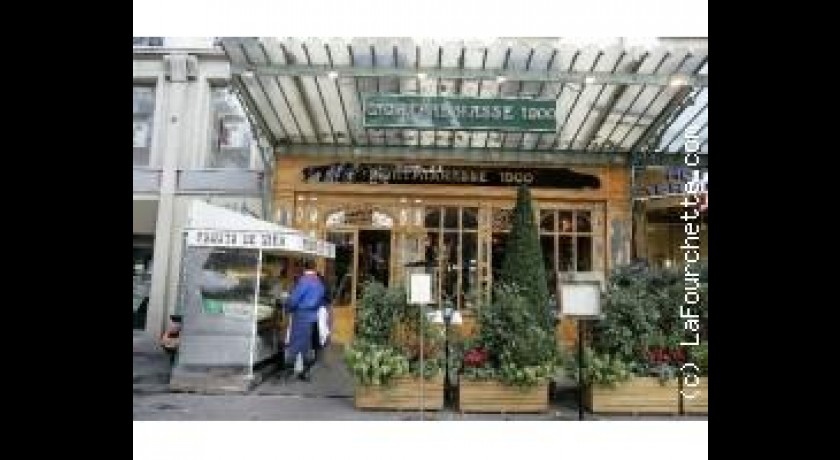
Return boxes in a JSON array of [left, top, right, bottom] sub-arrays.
[[184, 200, 335, 258], [219, 37, 707, 162]]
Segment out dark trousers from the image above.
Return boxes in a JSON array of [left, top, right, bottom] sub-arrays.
[[285, 316, 317, 370]]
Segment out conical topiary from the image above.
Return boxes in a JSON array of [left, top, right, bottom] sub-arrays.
[[498, 184, 552, 331]]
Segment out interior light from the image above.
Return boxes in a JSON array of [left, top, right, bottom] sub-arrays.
[[669, 75, 689, 87]]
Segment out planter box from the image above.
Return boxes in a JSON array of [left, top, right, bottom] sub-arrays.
[[681, 378, 708, 414], [458, 380, 549, 413], [354, 375, 444, 410], [586, 377, 679, 414]]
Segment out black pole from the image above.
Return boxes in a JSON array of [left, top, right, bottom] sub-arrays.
[[678, 366, 684, 416], [578, 319, 585, 421], [443, 301, 452, 407], [444, 317, 450, 406]]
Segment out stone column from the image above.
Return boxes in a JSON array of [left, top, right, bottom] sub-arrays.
[[146, 53, 194, 339]]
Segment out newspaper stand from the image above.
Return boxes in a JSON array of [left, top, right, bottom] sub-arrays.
[[169, 201, 334, 393]]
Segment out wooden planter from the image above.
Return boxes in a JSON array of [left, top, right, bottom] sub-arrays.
[[586, 377, 679, 414], [354, 375, 444, 410], [681, 378, 708, 414], [458, 379, 549, 413]]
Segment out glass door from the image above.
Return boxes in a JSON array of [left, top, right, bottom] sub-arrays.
[[326, 230, 356, 307], [357, 229, 391, 294], [326, 230, 357, 345]]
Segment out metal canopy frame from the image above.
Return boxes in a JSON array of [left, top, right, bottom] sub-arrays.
[[230, 63, 708, 86], [219, 38, 708, 159]]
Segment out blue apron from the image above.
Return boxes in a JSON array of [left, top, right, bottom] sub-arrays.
[[285, 274, 325, 364]]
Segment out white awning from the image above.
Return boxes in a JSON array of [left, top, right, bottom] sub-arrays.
[[184, 200, 334, 258]]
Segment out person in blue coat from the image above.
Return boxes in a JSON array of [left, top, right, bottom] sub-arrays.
[[284, 258, 326, 381]]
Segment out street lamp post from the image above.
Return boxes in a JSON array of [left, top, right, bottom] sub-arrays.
[[442, 300, 453, 405]]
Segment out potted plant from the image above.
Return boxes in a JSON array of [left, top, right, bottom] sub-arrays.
[[456, 285, 560, 413], [576, 263, 708, 414], [682, 342, 708, 414], [345, 280, 445, 410], [454, 185, 558, 413]]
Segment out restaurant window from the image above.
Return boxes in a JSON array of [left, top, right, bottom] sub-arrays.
[[133, 86, 155, 166], [425, 206, 480, 310], [209, 87, 252, 169], [540, 208, 595, 278], [490, 207, 514, 287]]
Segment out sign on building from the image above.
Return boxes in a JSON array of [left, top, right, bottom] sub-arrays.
[[363, 95, 557, 131]]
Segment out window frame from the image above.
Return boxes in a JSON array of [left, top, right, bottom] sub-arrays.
[[207, 85, 255, 170], [133, 84, 157, 167]]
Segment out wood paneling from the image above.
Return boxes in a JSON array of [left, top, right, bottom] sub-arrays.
[[331, 307, 355, 345]]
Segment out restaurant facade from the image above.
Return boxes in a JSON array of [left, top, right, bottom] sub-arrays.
[[273, 154, 632, 346], [159, 37, 708, 349]]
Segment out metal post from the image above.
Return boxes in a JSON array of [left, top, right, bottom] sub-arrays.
[[678, 367, 684, 416], [420, 303, 425, 420], [444, 307, 451, 407], [249, 248, 263, 379], [578, 319, 585, 421]]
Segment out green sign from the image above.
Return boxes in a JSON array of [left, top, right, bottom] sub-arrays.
[[362, 95, 557, 132], [202, 298, 224, 315]]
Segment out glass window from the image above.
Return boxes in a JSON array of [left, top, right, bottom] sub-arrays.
[[558, 211, 574, 233], [491, 232, 509, 282], [327, 232, 355, 306], [541, 208, 596, 274], [133, 86, 155, 166], [462, 207, 479, 230], [442, 232, 459, 304], [559, 235, 574, 271], [541, 235, 555, 274], [461, 232, 479, 309], [418, 206, 483, 311], [577, 236, 593, 271], [443, 207, 459, 229], [576, 211, 592, 233], [539, 210, 555, 233], [425, 207, 441, 229], [424, 231, 440, 268], [209, 87, 253, 169]]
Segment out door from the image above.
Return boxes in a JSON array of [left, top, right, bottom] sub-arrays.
[[356, 229, 391, 293], [324, 228, 393, 345], [326, 230, 356, 345]]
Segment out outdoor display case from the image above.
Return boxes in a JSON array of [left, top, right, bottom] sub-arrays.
[[169, 201, 334, 393]]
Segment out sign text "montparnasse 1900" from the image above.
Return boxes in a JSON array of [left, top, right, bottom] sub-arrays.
[[363, 95, 557, 131]]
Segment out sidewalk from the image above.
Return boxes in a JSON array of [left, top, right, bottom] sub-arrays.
[[133, 337, 706, 421], [134, 391, 706, 421], [133, 330, 173, 394]]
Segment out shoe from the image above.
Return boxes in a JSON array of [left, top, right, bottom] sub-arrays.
[[296, 371, 311, 382]]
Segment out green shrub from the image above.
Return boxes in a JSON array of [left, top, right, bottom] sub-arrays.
[[344, 341, 410, 386], [587, 263, 708, 382], [346, 280, 444, 385], [497, 185, 552, 331], [463, 284, 560, 387]]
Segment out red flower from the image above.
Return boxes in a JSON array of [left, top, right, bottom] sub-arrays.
[[464, 347, 488, 368]]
